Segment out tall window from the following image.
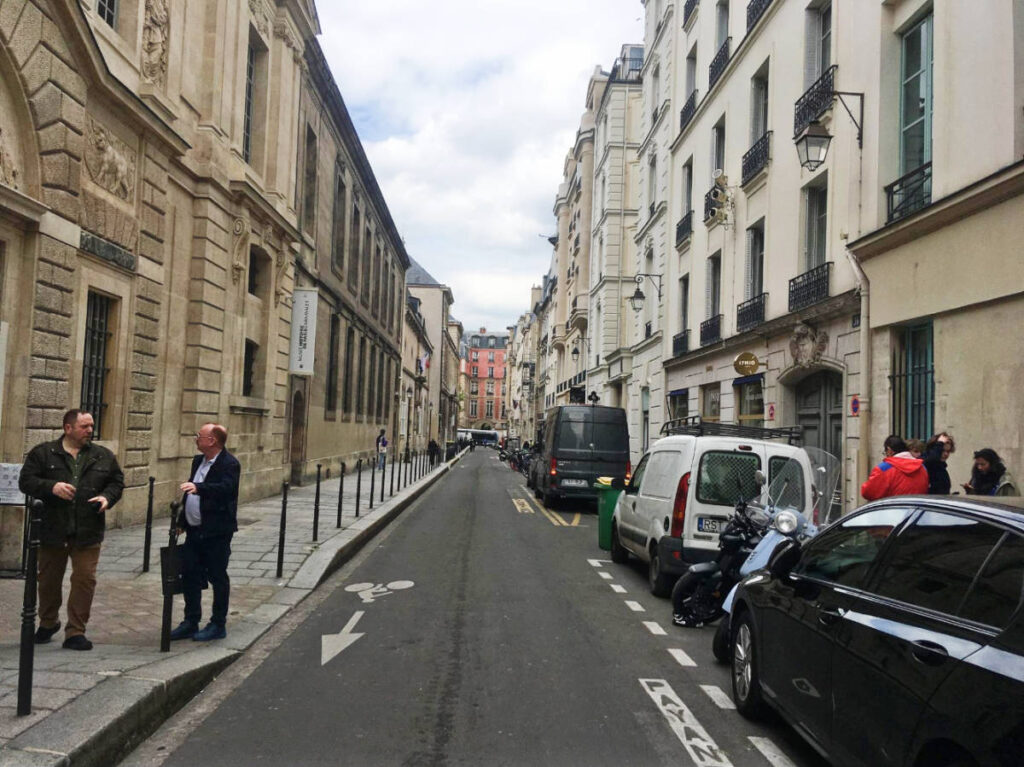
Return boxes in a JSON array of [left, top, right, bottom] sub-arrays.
[[648, 155, 657, 210], [890, 322, 934, 440], [701, 384, 721, 423], [81, 292, 114, 438], [242, 339, 258, 397], [343, 327, 354, 414], [679, 275, 689, 332], [326, 315, 340, 412], [486, 380, 495, 395], [805, 185, 828, 268], [736, 380, 764, 427], [682, 160, 693, 214], [332, 167, 346, 271], [712, 118, 726, 177], [243, 42, 256, 163], [651, 67, 661, 120], [486, 401, 494, 418], [641, 388, 650, 450], [750, 64, 769, 142], [746, 221, 765, 298], [366, 345, 377, 421], [805, 2, 832, 86], [900, 14, 933, 174], [348, 206, 360, 287], [96, 0, 117, 28], [488, 366, 494, 378], [357, 337, 367, 416], [470, 381, 479, 395], [470, 400, 478, 418], [715, 0, 730, 47], [488, 352, 495, 362], [685, 47, 697, 96], [706, 253, 721, 317], [361, 225, 371, 303], [376, 348, 385, 420], [302, 126, 318, 234]]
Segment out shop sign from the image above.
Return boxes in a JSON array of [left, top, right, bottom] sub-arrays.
[[733, 352, 760, 376]]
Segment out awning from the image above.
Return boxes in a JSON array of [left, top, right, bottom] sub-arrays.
[[732, 373, 764, 387], [667, 388, 689, 397]]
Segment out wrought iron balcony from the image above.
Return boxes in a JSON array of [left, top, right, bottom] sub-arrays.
[[704, 186, 723, 222], [788, 262, 831, 312], [675, 211, 693, 246], [794, 65, 837, 136], [708, 38, 732, 91], [885, 162, 932, 223], [746, 0, 774, 31], [610, 57, 643, 83], [741, 131, 772, 185], [700, 314, 723, 346], [737, 292, 767, 332], [679, 89, 698, 132], [684, 0, 699, 25], [672, 330, 689, 357]]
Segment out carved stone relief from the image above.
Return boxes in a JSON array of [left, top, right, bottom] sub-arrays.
[[231, 218, 249, 284], [0, 125, 19, 190], [141, 0, 170, 87], [84, 118, 136, 202], [249, 0, 270, 37], [789, 323, 830, 368]]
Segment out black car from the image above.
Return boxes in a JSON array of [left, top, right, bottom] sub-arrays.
[[729, 496, 1024, 767]]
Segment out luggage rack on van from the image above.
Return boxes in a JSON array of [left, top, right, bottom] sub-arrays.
[[660, 415, 803, 445]]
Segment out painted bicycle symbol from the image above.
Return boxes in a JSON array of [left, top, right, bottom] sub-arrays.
[[344, 580, 415, 603]]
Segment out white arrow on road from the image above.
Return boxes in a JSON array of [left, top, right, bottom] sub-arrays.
[[321, 611, 365, 666]]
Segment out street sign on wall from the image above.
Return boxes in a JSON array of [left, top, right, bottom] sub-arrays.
[[289, 288, 318, 376]]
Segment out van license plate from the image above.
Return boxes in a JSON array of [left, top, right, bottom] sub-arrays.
[[697, 517, 725, 533], [561, 479, 587, 487]]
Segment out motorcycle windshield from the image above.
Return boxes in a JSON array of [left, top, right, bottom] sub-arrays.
[[765, 447, 841, 525]]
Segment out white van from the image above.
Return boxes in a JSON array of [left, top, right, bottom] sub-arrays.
[[611, 421, 810, 596]]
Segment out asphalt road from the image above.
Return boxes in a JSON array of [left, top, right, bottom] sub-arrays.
[[131, 450, 827, 767]]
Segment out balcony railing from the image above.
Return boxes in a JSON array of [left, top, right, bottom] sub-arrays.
[[679, 89, 698, 132], [700, 314, 723, 346], [885, 162, 932, 223], [684, 0, 699, 25], [788, 262, 831, 312], [794, 65, 837, 136], [741, 131, 772, 185], [672, 330, 689, 357], [675, 210, 693, 246], [737, 292, 767, 332], [746, 0, 774, 31], [704, 186, 723, 222], [610, 56, 643, 83], [708, 37, 732, 91]]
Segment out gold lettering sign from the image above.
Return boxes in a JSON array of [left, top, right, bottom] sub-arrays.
[[733, 352, 760, 376]]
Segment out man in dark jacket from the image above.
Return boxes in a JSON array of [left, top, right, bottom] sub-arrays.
[[18, 409, 124, 650], [169, 423, 240, 642]]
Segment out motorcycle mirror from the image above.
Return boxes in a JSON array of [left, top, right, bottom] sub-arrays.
[[768, 539, 802, 580], [754, 470, 766, 487]]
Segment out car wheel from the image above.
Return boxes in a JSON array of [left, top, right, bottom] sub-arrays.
[[610, 524, 629, 564], [711, 618, 730, 664], [648, 549, 672, 597], [542, 489, 556, 508], [731, 612, 766, 719]]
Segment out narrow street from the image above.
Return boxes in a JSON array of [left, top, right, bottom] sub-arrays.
[[127, 450, 825, 767]]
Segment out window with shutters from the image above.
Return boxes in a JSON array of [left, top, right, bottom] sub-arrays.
[[470, 381, 479, 395], [715, 0, 730, 47], [804, 184, 828, 269], [706, 253, 721, 317], [81, 292, 115, 439], [805, 2, 832, 87], [750, 63, 769, 142], [745, 221, 765, 299]]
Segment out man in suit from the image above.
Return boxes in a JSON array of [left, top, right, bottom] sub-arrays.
[[169, 423, 240, 641]]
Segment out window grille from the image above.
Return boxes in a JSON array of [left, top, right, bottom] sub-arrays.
[[81, 292, 112, 438], [890, 323, 934, 440]]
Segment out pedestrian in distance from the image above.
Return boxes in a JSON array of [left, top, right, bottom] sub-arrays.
[[922, 432, 955, 494], [428, 438, 439, 466], [962, 448, 1018, 497], [169, 423, 240, 642], [376, 429, 388, 470], [18, 409, 124, 651], [861, 434, 929, 501], [905, 439, 926, 458]]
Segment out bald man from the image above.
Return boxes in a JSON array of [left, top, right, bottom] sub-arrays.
[[170, 423, 240, 641]]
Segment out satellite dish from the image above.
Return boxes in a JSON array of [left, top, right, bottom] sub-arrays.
[[712, 168, 724, 179]]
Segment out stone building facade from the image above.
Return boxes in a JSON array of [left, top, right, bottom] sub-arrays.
[[462, 328, 509, 431], [400, 292, 431, 456], [406, 259, 457, 446]]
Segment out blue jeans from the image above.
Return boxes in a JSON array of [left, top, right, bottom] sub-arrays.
[[181, 530, 232, 626], [377, 453, 386, 470]]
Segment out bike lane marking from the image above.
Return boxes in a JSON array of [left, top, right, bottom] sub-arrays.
[[668, 648, 697, 668], [610, 584, 627, 593], [748, 737, 798, 767], [639, 679, 733, 767], [598, 571, 613, 580], [512, 498, 534, 515], [643, 621, 668, 636], [625, 600, 645, 612], [700, 685, 736, 710]]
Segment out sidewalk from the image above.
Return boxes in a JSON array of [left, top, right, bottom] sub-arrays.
[[0, 450, 462, 767]]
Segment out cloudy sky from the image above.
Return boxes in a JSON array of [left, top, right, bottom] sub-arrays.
[[318, 1, 643, 334]]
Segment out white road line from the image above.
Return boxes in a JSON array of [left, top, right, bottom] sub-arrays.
[[625, 600, 645, 612], [642, 621, 667, 636], [598, 571, 613, 580], [748, 737, 798, 767], [610, 584, 627, 593], [700, 685, 736, 710], [639, 679, 733, 767], [587, 558, 604, 567], [668, 648, 697, 667]]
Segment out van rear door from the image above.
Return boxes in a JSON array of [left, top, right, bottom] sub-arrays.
[[553, 407, 629, 489]]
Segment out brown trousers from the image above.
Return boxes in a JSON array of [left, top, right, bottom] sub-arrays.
[[37, 542, 101, 638]]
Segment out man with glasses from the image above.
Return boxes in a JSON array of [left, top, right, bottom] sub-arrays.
[[169, 423, 240, 641]]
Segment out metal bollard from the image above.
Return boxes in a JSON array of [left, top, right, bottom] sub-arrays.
[[17, 499, 43, 716], [276, 482, 289, 579], [405, 449, 410, 487], [313, 464, 321, 542], [369, 457, 375, 509], [159, 500, 182, 653], [337, 462, 345, 528], [389, 447, 396, 497], [355, 459, 362, 517], [142, 476, 155, 573], [380, 453, 386, 502]]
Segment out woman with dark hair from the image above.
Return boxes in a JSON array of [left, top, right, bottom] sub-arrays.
[[922, 432, 954, 494], [962, 448, 1018, 497]]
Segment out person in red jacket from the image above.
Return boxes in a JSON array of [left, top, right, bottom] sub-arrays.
[[861, 435, 929, 501]]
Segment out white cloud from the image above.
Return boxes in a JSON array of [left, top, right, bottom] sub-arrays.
[[317, 1, 643, 332]]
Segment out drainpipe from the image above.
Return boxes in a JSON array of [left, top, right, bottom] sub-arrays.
[[844, 246, 871, 489]]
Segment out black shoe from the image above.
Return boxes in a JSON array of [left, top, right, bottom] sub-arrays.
[[193, 622, 226, 641], [62, 634, 93, 651], [35, 621, 61, 644], [169, 621, 199, 640]]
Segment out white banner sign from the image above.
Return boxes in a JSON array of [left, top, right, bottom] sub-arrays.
[[0, 463, 25, 506], [289, 288, 318, 376]]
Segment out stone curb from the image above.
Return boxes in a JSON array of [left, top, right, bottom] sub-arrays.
[[0, 450, 466, 767]]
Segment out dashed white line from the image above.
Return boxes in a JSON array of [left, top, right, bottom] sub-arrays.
[[598, 571, 613, 580], [624, 600, 645, 612], [668, 648, 697, 667], [700, 685, 736, 710], [642, 621, 667, 636], [587, 558, 606, 567], [748, 737, 798, 767], [610, 584, 627, 594], [639, 679, 733, 766]]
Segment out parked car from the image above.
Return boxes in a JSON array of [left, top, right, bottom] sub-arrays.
[[610, 418, 807, 596], [729, 495, 1024, 767], [532, 406, 630, 508]]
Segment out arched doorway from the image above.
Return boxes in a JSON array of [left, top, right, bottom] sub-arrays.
[[796, 370, 844, 460], [290, 390, 305, 485]]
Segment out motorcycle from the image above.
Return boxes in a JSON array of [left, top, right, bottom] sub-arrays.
[[709, 446, 840, 662]]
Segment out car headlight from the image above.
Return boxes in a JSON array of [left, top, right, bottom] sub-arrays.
[[774, 510, 799, 535]]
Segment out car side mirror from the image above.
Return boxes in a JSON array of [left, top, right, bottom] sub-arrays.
[[624, 479, 640, 495], [768, 539, 802, 580]]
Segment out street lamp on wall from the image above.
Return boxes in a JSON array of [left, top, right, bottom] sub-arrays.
[[629, 273, 664, 314], [794, 90, 864, 171]]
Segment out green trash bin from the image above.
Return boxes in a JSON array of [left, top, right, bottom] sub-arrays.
[[594, 479, 623, 551]]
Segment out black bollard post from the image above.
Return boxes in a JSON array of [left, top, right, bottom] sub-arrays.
[[355, 459, 362, 517], [313, 464, 321, 542], [405, 449, 410, 487], [336, 462, 345, 528], [380, 453, 386, 503], [160, 500, 182, 653], [389, 447, 396, 497], [17, 499, 43, 716], [369, 456, 375, 510], [142, 476, 155, 573], [276, 482, 289, 579]]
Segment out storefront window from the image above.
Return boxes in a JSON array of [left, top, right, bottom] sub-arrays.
[[701, 384, 720, 423], [737, 379, 764, 427], [667, 389, 689, 420]]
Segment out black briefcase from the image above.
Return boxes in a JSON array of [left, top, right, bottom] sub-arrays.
[[160, 542, 183, 596]]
